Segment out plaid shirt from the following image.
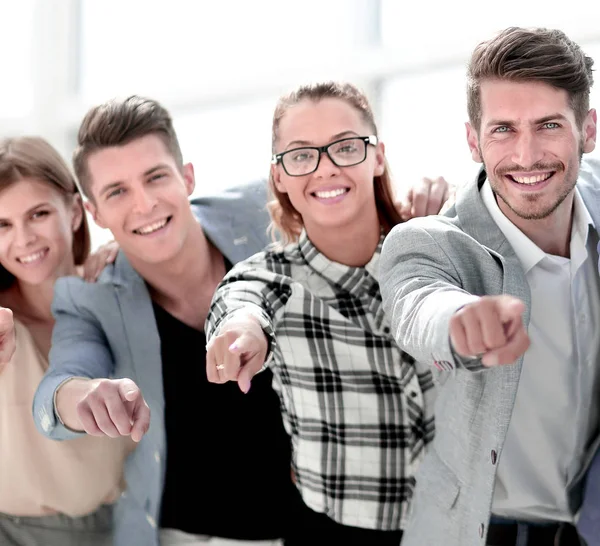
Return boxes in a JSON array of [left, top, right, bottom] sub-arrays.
[[206, 231, 435, 531]]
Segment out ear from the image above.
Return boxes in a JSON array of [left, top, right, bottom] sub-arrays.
[[582, 109, 597, 154], [182, 163, 196, 196], [271, 164, 287, 194], [84, 199, 106, 229], [71, 194, 84, 231], [466, 122, 483, 163], [374, 140, 386, 177]]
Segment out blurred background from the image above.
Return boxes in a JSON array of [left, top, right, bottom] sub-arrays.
[[2, 0, 600, 247]]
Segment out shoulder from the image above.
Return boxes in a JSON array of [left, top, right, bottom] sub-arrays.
[[224, 243, 298, 279], [190, 180, 268, 219], [52, 273, 118, 318], [384, 215, 476, 253], [579, 157, 600, 189]]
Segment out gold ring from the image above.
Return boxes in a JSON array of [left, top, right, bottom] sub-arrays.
[[216, 364, 225, 371]]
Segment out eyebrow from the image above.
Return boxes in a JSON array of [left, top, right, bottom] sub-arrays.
[[284, 130, 360, 150], [98, 163, 172, 197], [486, 113, 569, 128], [0, 202, 52, 222]]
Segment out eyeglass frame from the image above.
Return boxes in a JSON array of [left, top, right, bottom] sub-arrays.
[[271, 135, 378, 177]]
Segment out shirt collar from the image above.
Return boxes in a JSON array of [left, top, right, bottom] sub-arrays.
[[481, 180, 594, 274], [296, 229, 384, 293]]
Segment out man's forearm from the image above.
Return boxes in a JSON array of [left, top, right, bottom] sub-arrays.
[[55, 378, 100, 432]]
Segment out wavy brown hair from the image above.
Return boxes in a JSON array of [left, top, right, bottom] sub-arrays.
[[268, 81, 401, 244], [0, 136, 90, 290]]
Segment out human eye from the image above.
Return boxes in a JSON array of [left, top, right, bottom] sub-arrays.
[[148, 172, 167, 182], [31, 210, 50, 220], [542, 121, 561, 130], [107, 188, 125, 199], [289, 149, 315, 163], [492, 126, 511, 134], [0, 220, 9, 229]]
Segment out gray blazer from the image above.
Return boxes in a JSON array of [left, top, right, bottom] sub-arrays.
[[379, 159, 600, 546], [33, 180, 271, 546]]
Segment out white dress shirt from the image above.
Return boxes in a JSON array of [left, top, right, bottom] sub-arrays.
[[481, 180, 600, 522]]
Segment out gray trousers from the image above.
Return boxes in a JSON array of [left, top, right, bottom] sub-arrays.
[[0, 504, 112, 546]]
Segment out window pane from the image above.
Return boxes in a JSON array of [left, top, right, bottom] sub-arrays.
[[0, 0, 34, 118], [80, 0, 372, 101], [381, 0, 600, 62], [174, 98, 276, 197]]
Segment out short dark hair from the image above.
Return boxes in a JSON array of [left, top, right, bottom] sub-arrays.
[[467, 27, 594, 130], [73, 95, 183, 199]]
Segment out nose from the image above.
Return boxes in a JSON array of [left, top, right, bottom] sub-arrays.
[[314, 151, 341, 178], [14, 223, 37, 248], [131, 186, 158, 215], [511, 130, 544, 169]]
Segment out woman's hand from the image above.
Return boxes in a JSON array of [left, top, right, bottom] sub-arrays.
[[82, 241, 120, 282]]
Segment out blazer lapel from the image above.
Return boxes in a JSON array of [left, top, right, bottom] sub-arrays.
[[112, 252, 164, 415], [454, 169, 532, 388]]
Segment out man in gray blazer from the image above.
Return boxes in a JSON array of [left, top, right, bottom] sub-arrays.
[[380, 28, 600, 546]]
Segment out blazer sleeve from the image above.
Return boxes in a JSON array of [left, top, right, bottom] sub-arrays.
[[379, 220, 482, 371], [33, 277, 115, 441]]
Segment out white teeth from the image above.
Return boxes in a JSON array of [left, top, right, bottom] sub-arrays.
[[18, 250, 46, 264], [512, 173, 552, 185], [314, 188, 347, 199], [135, 218, 168, 235]]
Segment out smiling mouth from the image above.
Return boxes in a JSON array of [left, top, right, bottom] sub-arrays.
[[506, 172, 554, 185], [17, 248, 49, 264], [133, 216, 172, 235], [312, 188, 350, 199]]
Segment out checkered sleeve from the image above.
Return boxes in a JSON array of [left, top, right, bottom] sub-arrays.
[[205, 252, 293, 347]]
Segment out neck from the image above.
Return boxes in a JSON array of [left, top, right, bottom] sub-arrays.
[[17, 259, 78, 322], [305, 206, 381, 267], [129, 221, 219, 305], [499, 193, 575, 258]]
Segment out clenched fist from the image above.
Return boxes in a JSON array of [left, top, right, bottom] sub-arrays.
[[449, 295, 530, 367]]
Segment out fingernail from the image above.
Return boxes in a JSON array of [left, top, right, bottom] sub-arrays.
[[229, 342, 238, 352]]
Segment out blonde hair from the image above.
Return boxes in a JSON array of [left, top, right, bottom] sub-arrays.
[[268, 81, 401, 245], [0, 136, 90, 289]]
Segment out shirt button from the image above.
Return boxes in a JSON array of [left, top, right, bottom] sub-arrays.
[[491, 449, 497, 465], [479, 523, 485, 538], [146, 514, 157, 528], [154, 451, 161, 463], [383, 326, 390, 335]]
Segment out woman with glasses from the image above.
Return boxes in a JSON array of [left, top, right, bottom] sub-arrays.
[[0, 136, 131, 546], [205, 81, 439, 545]]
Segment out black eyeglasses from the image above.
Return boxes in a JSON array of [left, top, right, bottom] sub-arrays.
[[271, 135, 378, 177]]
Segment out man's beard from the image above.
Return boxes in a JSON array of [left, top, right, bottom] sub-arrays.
[[481, 145, 583, 221]]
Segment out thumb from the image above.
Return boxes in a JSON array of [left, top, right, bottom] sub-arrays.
[[118, 379, 140, 402], [0, 307, 14, 330]]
